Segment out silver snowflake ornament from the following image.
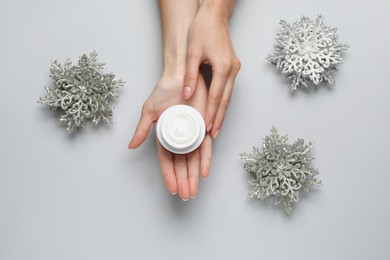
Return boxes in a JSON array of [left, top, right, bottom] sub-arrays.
[[38, 51, 125, 134], [240, 127, 322, 213], [267, 14, 349, 91]]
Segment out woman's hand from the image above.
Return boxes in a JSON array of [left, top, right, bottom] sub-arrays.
[[183, 0, 240, 139], [129, 73, 212, 201]]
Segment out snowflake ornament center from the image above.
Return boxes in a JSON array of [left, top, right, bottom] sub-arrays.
[[275, 161, 291, 175], [298, 42, 319, 60]]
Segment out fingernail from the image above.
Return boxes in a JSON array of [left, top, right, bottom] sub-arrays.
[[190, 195, 197, 199], [182, 197, 189, 202], [201, 163, 209, 178], [171, 191, 177, 195], [183, 86, 191, 99], [212, 130, 220, 139], [207, 123, 213, 132]]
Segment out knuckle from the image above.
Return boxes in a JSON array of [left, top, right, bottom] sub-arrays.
[[233, 59, 241, 73], [141, 101, 153, 117], [216, 59, 233, 75], [142, 100, 151, 111], [221, 97, 231, 107], [187, 48, 201, 60], [210, 92, 224, 103], [141, 103, 148, 113], [184, 71, 196, 82], [139, 127, 148, 135]]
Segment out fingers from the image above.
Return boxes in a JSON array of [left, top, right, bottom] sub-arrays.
[[183, 51, 202, 100], [206, 59, 240, 138], [205, 67, 230, 133], [174, 154, 190, 201], [157, 141, 200, 201], [159, 137, 210, 200], [157, 140, 177, 195], [128, 104, 154, 149], [187, 149, 200, 198], [209, 73, 235, 138], [200, 134, 213, 179]]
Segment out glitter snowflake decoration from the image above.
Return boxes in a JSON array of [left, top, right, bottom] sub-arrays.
[[267, 14, 349, 91], [38, 51, 125, 134], [240, 127, 322, 213]]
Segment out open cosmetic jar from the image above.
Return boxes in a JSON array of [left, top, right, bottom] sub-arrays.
[[156, 105, 205, 154]]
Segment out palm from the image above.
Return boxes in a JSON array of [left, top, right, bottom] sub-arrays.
[[129, 74, 212, 201]]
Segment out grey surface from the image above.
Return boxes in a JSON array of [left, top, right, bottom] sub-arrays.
[[1, 0, 390, 259]]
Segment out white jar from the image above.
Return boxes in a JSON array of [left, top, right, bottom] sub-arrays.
[[156, 105, 205, 154]]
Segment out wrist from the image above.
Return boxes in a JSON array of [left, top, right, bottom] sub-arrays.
[[201, 0, 235, 20], [163, 52, 186, 79], [162, 61, 185, 82], [162, 30, 188, 77]]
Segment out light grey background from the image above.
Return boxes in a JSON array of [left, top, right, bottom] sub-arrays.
[[1, 0, 389, 259]]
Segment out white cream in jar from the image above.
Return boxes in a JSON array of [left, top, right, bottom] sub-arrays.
[[156, 105, 205, 154]]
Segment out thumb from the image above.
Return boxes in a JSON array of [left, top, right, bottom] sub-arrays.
[[128, 109, 153, 149], [183, 52, 201, 100]]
